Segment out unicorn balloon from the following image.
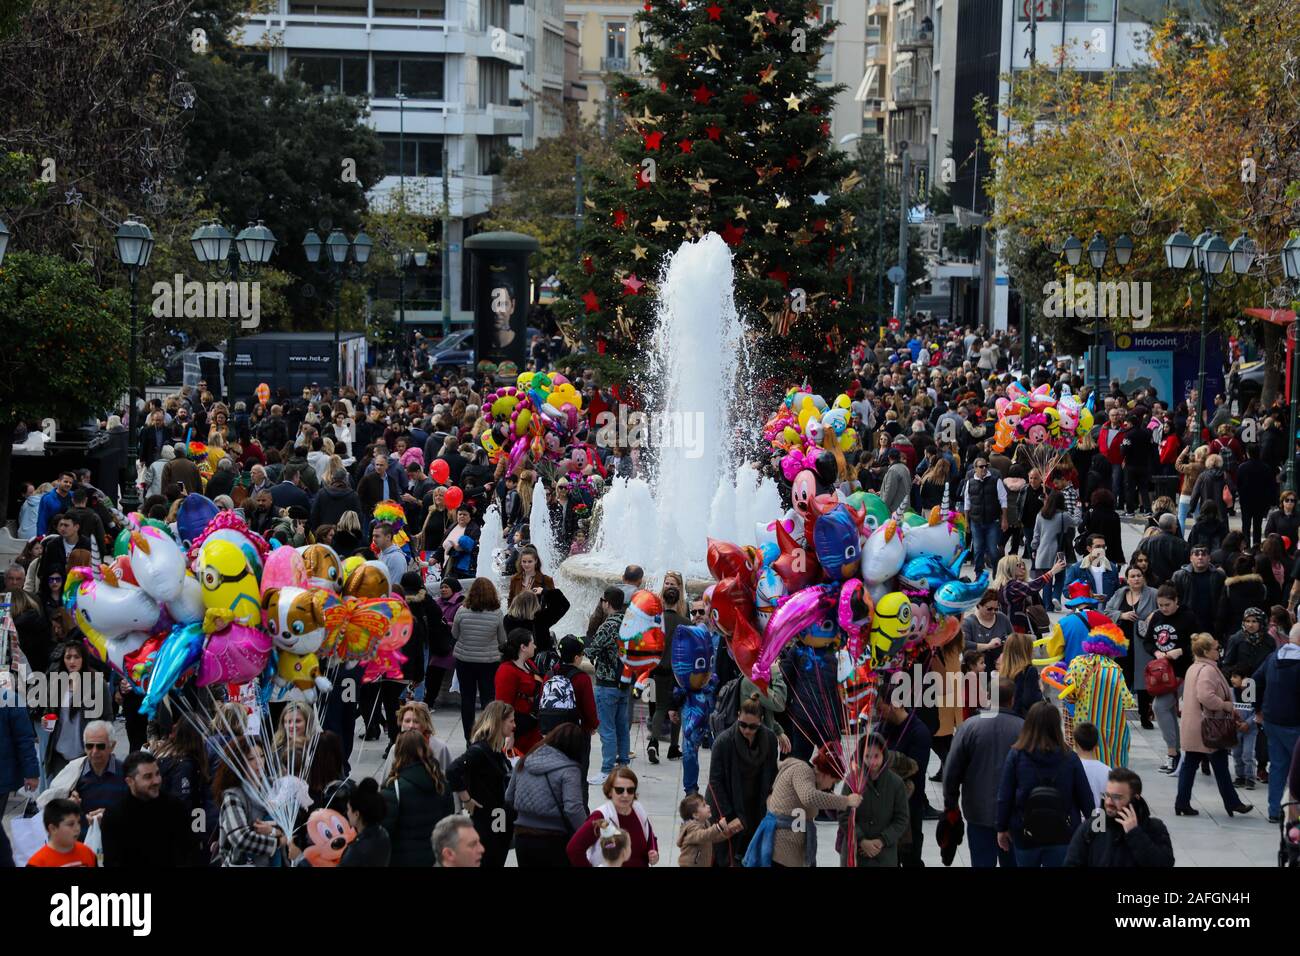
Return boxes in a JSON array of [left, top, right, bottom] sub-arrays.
[[860, 519, 905, 600], [901, 507, 965, 562], [64, 565, 161, 650], [127, 523, 188, 605]]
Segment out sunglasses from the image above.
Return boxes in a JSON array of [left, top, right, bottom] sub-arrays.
[[691, 609, 706, 617], [1102, 791, 1128, 802], [738, 721, 762, 732], [85, 742, 108, 751], [612, 786, 637, 796], [975, 463, 987, 469]]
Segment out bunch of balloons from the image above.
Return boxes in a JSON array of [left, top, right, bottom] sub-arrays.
[[705, 459, 986, 721], [63, 500, 412, 718], [480, 370, 593, 476], [763, 387, 860, 456], [991, 382, 1094, 455]]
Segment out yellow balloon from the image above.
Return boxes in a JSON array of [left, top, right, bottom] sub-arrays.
[[491, 394, 519, 421], [798, 405, 816, 433], [781, 426, 800, 446], [839, 428, 857, 452], [480, 432, 500, 455], [514, 407, 533, 437], [834, 393, 851, 410], [517, 372, 536, 390], [1077, 408, 1094, 433]]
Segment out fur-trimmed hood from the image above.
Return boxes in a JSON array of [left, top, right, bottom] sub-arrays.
[[1224, 573, 1264, 587]]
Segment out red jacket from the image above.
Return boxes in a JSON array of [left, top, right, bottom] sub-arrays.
[[566, 808, 658, 867], [1158, 434, 1182, 467], [1098, 425, 1126, 465], [496, 662, 542, 753]]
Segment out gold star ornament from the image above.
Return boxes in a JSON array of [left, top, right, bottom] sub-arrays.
[[650, 215, 670, 232], [632, 243, 648, 260], [784, 93, 802, 111]]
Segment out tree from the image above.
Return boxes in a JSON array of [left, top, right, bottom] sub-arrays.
[[552, 0, 865, 388], [0, 251, 132, 524], [979, 2, 1300, 402], [482, 106, 620, 288], [178, 50, 385, 329], [362, 182, 442, 357]]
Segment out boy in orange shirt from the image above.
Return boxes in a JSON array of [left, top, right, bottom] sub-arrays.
[[26, 798, 97, 868]]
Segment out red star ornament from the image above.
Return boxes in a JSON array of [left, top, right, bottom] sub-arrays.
[[721, 221, 746, 246], [582, 256, 594, 275], [643, 130, 663, 150], [582, 289, 600, 312], [612, 208, 628, 227], [707, 3, 722, 19], [742, 91, 759, 106], [693, 84, 714, 104], [622, 274, 645, 295], [705, 125, 722, 140], [767, 267, 790, 288], [678, 139, 693, 153]]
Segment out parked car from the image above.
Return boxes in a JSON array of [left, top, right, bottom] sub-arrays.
[[430, 326, 542, 367]]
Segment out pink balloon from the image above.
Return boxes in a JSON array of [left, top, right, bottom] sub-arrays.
[[196, 623, 273, 687], [751, 584, 837, 684], [261, 546, 307, 594], [507, 436, 528, 473], [551, 373, 569, 386]]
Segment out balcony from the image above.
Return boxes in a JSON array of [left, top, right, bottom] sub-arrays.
[[866, 43, 887, 63], [895, 25, 934, 51], [600, 56, 629, 72], [890, 81, 930, 108]]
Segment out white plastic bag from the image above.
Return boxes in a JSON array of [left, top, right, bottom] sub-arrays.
[[10, 800, 45, 866], [83, 817, 103, 860]]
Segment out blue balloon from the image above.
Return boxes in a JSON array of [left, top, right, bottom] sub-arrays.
[[899, 551, 967, 592], [934, 571, 991, 615], [140, 623, 205, 717], [176, 494, 219, 547]]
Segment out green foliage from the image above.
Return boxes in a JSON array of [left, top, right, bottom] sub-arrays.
[[0, 251, 131, 425], [552, 0, 865, 387], [482, 107, 621, 280]]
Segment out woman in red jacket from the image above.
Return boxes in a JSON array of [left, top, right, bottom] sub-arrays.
[[566, 768, 659, 867], [496, 628, 542, 754]]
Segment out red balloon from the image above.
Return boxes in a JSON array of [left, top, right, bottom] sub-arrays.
[[430, 459, 450, 484], [444, 486, 464, 510]]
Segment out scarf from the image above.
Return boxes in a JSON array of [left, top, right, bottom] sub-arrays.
[[586, 801, 651, 867], [742, 811, 817, 867], [733, 721, 772, 774]]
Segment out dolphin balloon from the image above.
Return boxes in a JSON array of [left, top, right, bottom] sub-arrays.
[[934, 570, 991, 615], [751, 583, 838, 685]]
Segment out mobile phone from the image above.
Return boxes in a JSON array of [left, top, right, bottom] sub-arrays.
[[1055, 551, 1065, 565]]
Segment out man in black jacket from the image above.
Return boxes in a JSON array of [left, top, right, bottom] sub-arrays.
[[1064, 768, 1174, 867], [1136, 513, 1188, 587], [1236, 445, 1278, 548], [1171, 546, 1227, 638], [100, 752, 199, 867], [1120, 414, 1156, 516]]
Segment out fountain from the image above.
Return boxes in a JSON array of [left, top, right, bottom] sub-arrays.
[[555, 233, 781, 618]]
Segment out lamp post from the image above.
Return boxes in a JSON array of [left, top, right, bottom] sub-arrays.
[[303, 228, 372, 390], [393, 247, 428, 367], [113, 217, 156, 512], [1281, 236, 1300, 492], [1164, 225, 1254, 448], [190, 219, 277, 402], [1061, 230, 1132, 401]]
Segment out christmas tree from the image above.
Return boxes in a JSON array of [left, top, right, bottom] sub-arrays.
[[554, 0, 866, 387]]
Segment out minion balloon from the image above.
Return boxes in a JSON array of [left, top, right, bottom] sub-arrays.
[[195, 538, 263, 631], [868, 591, 912, 669]]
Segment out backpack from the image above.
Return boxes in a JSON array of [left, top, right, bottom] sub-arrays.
[[708, 677, 743, 740], [1020, 761, 1073, 846], [537, 664, 581, 732]]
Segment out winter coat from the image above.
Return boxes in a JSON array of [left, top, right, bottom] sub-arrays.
[[1220, 629, 1274, 693], [1188, 466, 1231, 513], [1030, 509, 1078, 570], [677, 818, 733, 868], [943, 709, 1025, 827], [1178, 659, 1236, 754], [1065, 561, 1120, 604], [451, 608, 507, 664], [0, 687, 39, 792], [995, 748, 1095, 847], [505, 744, 589, 835], [766, 758, 855, 867], [1215, 574, 1269, 639], [1136, 531, 1188, 588], [310, 484, 362, 530], [879, 462, 913, 514], [338, 825, 392, 867], [1235, 458, 1278, 516], [706, 722, 779, 862], [1252, 644, 1300, 727], [837, 762, 911, 867], [1064, 802, 1175, 867], [381, 762, 455, 867], [1083, 503, 1125, 565], [1171, 565, 1226, 637]]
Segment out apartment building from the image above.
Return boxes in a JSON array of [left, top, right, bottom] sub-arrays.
[[563, 1, 646, 132], [239, 0, 552, 327]]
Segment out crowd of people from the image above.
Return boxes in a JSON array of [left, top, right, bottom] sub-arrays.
[[2, 322, 1299, 869]]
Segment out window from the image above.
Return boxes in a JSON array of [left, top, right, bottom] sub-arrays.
[[1065, 0, 1114, 19], [373, 0, 446, 16], [605, 22, 627, 62], [289, 0, 365, 14], [374, 55, 445, 99], [867, 14, 883, 42], [818, 3, 835, 23], [479, 60, 511, 107], [479, 136, 512, 176], [288, 51, 367, 96], [379, 134, 445, 177]]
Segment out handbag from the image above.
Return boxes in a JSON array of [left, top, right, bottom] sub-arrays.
[[1144, 657, 1180, 696], [1201, 710, 1238, 750], [1221, 483, 1234, 508]]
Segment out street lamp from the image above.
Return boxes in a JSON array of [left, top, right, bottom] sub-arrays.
[[191, 219, 277, 402], [113, 216, 155, 512], [1059, 230, 1132, 400], [392, 248, 429, 366], [1281, 236, 1300, 491], [1165, 225, 1253, 448], [303, 227, 372, 390]]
